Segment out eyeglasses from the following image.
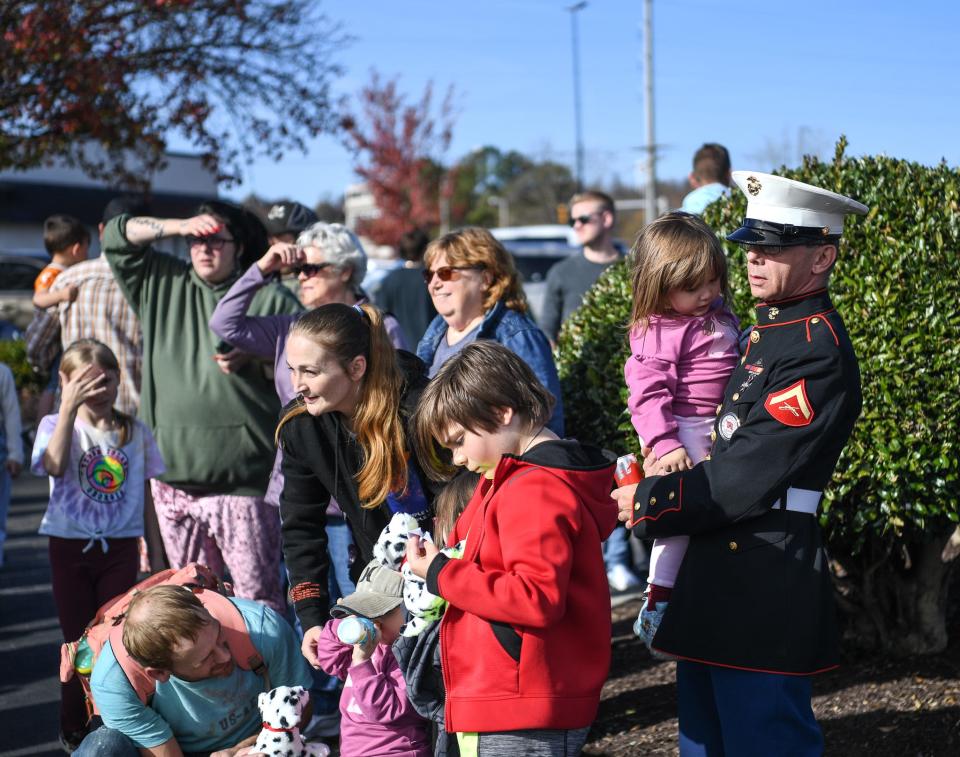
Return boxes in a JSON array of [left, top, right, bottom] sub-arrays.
[[291, 262, 333, 277], [740, 243, 813, 257], [186, 235, 234, 252], [421, 265, 485, 284], [568, 212, 602, 227]]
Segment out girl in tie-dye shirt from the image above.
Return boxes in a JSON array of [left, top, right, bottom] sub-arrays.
[[30, 339, 164, 746]]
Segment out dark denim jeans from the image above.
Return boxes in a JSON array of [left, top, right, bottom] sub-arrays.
[[74, 726, 139, 757]]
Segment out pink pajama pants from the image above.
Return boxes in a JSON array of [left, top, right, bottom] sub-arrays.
[[150, 480, 284, 612], [647, 415, 715, 589]]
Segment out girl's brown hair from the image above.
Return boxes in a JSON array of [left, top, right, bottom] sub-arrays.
[[412, 341, 555, 481], [275, 303, 408, 509], [60, 339, 134, 445], [628, 212, 731, 330], [424, 227, 529, 314], [433, 470, 481, 546]]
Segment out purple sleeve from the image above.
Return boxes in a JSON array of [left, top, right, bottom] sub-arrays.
[[208, 263, 301, 359], [314, 619, 354, 681], [384, 313, 408, 351], [138, 422, 166, 480], [624, 321, 685, 458], [349, 648, 419, 724]]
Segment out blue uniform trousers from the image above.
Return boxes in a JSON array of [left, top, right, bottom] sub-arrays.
[[677, 660, 823, 757]]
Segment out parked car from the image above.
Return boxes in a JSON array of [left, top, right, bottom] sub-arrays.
[[490, 225, 580, 324], [0, 251, 49, 333]]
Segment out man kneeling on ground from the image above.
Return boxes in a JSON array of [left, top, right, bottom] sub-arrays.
[[75, 585, 314, 757]]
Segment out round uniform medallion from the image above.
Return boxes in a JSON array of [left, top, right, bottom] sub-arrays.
[[718, 413, 740, 440]]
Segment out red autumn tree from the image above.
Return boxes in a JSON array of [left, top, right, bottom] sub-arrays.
[[0, 1, 347, 186], [340, 71, 456, 247]]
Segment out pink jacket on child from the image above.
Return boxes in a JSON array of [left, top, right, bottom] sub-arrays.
[[315, 619, 431, 757], [625, 301, 740, 458]]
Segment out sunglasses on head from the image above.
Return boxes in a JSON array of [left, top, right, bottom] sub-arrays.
[[422, 265, 485, 283], [186, 235, 234, 251], [292, 262, 333, 277], [568, 212, 602, 227]]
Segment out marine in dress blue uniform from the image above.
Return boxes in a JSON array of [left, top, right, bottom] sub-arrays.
[[617, 171, 868, 756]]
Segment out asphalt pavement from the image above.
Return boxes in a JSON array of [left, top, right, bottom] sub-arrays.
[[1, 473, 62, 756]]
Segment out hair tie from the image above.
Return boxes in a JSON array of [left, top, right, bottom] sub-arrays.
[[352, 303, 369, 322]]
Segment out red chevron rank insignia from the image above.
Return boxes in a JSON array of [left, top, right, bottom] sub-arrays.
[[764, 380, 814, 427]]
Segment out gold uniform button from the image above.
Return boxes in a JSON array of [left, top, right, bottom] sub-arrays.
[[732, 392, 740, 401], [634, 502, 641, 511], [728, 541, 739, 551], [704, 454, 712, 461], [649, 497, 657, 506], [750, 330, 760, 343], [668, 491, 675, 500], [811, 316, 821, 324], [710, 430, 717, 442]]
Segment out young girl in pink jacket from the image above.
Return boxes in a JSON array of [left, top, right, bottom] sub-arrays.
[[624, 212, 740, 652], [314, 560, 430, 757]]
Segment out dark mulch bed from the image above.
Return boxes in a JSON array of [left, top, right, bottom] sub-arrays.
[[584, 600, 960, 756]]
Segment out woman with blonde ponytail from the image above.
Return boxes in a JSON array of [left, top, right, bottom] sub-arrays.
[[276, 302, 438, 666]]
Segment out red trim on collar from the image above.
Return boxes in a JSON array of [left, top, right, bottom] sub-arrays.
[[757, 288, 828, 307], [261, 722, 295, 733]]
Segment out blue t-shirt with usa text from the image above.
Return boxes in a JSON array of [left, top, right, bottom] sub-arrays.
[[90, 598, 312, 752]]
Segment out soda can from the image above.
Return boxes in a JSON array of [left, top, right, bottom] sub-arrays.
[[614, 453, 643, 486]]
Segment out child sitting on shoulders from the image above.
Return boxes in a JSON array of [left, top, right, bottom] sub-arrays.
[[313, 560, 430, 757], [33, 214, 89, 310]]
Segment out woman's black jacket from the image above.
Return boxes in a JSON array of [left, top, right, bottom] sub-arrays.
[[278, 350, 438, 630]]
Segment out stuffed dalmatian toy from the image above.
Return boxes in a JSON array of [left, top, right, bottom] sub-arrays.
[[374, 513, 465, 637], [254, 685, 330, 757]]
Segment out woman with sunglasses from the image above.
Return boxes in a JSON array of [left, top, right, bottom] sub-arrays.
[[417, 226, 564, 435], [210, 223, 406, 409], [101, 201, 302, 612]]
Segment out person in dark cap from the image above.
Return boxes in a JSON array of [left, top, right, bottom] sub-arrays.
[[100, 201, 302, 613], [263, 200, 319, 245], [613, 171, 868, 756]]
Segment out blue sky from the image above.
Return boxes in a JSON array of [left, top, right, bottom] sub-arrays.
[[216, 0, 960, 205]]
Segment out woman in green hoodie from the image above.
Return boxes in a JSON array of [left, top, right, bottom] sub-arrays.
[[102, 202, 301, 611]]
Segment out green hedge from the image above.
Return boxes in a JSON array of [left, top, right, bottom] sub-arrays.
[[557, 137, 960, 552], [0, 338, 45, 394]]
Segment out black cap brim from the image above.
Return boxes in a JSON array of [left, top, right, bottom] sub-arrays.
[[726, 218, 840, 247], [726, 223, 778, 245]]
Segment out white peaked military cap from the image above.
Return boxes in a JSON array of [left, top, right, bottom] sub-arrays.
[[726, 171, 868, 247]]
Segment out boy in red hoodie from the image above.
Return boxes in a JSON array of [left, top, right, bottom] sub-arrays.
[[406, 341, 618, 756]]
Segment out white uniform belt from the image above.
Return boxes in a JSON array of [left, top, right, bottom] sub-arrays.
[[782, 487, 822, 515]]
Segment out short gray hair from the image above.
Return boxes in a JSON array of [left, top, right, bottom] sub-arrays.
[[297, 222, 368, 290]]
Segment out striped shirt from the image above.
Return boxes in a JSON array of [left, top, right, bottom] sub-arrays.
[[25, 256, 142, 416]]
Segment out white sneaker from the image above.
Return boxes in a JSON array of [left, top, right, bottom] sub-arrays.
[[607, 564, 642, 592]]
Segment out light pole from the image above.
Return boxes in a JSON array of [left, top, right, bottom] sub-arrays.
[[566, 2, 587, 191], [642, 0, 657, 224]]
